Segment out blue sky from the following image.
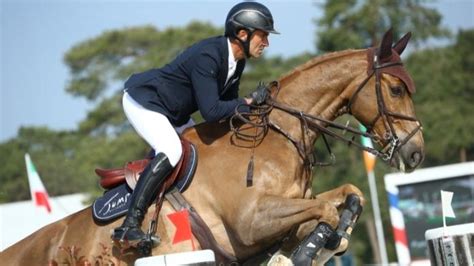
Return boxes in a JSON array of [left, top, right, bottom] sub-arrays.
[[1, 0, 473, 142]]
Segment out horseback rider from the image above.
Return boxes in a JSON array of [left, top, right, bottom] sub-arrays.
[[111, 1, 280, 249]]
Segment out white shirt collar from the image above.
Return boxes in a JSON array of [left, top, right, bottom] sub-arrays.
[[227, 38, 237, 67], [226, 38, 238, 84]]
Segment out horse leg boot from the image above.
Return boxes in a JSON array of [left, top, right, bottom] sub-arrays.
[[289, 222, 335, 266], [324, 194, 362, 254], [111, 152, 173, 252], [314, 194, 363, 264]]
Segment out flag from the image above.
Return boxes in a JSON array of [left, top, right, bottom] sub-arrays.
[[441, 190, 456, 218], [359, 124, 376, 173], [167, 209, 194, 249], [25, 153, 52, 213]]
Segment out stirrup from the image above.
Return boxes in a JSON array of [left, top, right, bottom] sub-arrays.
[[111, 227, 160, 256], [136, 234, 161, 256], [111, 226, 144, 248]]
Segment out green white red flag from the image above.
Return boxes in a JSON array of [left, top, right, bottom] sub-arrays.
[[25, 153, 52, 213]]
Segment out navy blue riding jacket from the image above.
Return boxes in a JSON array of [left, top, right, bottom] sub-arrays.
[[125, 36, 249, 126]]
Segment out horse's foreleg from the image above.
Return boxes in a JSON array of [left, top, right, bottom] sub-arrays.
[[312, 184, 365, 265], [314, 193, 363, 265], [287, 184, 364, 247], [315, 183, 365, 209], [269, 184, 365, 266], [234, 195, 339, 247]]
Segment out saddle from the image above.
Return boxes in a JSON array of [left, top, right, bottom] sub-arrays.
[[92, 139, 198, 222], [95, 139, 197, 191]]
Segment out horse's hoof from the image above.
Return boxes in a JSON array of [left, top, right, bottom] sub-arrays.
[[268, 254, 294, 266], [334, 237, 349, 256]]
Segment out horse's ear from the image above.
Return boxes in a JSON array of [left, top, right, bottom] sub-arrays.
[[393, 32, 412, 55], [379, 28, 393, 59]]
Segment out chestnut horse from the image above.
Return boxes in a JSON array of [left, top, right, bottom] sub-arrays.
[[1, 29, 424, 265]]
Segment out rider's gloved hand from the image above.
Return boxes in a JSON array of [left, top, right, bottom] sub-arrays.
[[246, 81, 269, 105]]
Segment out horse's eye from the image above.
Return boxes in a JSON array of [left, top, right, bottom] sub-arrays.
[[390, 85, 404, 97]]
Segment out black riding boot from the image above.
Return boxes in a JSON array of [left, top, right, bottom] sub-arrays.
[[111, 152, 173, 247]]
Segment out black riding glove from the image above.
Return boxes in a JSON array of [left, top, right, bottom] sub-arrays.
[[247, 81, 269, 105]]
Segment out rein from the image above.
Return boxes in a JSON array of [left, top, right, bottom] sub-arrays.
[[231, 51, 423, 167]]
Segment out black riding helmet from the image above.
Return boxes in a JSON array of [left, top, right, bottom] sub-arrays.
[[225, 2, 279, 58]]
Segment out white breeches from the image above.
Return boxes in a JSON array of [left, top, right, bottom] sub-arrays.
[[122, 92, 195, 167]]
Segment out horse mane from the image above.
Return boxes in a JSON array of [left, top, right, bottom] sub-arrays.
[[279, 49, 366, 86]]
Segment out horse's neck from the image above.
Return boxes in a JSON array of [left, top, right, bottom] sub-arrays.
[[269, 50, 367, 144]]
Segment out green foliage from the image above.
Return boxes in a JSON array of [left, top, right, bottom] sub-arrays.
[[407, 29, 474, 164], [315, 0, 450, 52], [0, 127, 83, 202], [64, 22, 222, 102], [78, 92, 125, 136]]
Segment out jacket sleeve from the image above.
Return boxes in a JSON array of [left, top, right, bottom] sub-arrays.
[[191, 50, 247, 122]]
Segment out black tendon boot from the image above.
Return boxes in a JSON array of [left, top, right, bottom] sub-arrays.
[[290, 222, 335, 266], [111, 153, 173, 250]]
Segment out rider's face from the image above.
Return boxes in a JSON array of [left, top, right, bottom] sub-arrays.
[[248, 30, 269, 58]]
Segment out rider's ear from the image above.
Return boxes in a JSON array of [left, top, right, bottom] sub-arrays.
[[393, 32, 412, 55], [237, 29, 248, 41], [379, 28, 393, 59]]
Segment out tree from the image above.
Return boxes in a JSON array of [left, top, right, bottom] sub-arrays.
[[0, 127, 86, 202], [315, 0, 450, 52], [64, 22, 223, 136], [407, 29, 474, 164]]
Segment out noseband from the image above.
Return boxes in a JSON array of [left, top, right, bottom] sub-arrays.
[[231, 50, 422, 165]]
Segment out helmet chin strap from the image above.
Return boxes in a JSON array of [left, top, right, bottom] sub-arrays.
[[235, 29, 254, 58]]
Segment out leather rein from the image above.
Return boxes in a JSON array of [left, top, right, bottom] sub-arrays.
[[231, 51, 423, 166]]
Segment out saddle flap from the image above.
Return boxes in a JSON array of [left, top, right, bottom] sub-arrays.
[[124, 159, 150, 190], [94, 139, 197, 191], [96, 168, 125, 189]]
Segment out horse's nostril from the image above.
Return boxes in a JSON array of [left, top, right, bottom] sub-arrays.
[[410, 151, 422, 167]]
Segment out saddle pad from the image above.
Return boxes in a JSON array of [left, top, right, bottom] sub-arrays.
[[170, 142, 198, 193], [92, 144, 198, 223], [92, 183, 132, 223]]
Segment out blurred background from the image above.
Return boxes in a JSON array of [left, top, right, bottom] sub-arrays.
[[1, 0, 473, 264]]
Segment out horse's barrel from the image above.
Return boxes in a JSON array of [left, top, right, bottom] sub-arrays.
[[425, 223, 474, 266]]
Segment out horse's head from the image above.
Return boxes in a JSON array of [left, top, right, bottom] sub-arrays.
[[348, 29, 424, 172]]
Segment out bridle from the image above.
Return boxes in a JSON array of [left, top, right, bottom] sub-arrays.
[[231, 49, 423, 166], [343, 51, 423, 161]]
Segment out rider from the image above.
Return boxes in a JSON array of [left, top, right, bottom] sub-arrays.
[[111, 1, 280, 247]]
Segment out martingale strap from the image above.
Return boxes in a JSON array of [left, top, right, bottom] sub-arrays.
[[165, 188, 239, 264], [165, 189, 291, 265]]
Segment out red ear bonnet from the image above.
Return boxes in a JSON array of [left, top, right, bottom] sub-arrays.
[[367, 29, 416, 93]]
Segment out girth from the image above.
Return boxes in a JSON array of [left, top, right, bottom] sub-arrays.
[[165, 188, 239, 264]]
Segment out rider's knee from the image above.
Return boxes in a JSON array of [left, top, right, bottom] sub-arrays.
[[163, 144, 182, 167]]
